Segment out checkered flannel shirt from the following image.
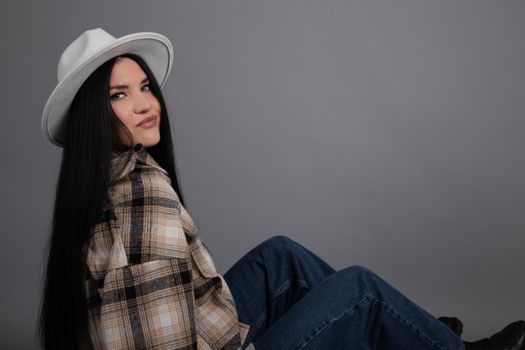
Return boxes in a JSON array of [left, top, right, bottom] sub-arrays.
[[84, 144, 251, 349]]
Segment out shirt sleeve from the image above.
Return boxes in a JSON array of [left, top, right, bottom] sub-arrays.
[[97, 257, 197, 349], [85, 169, 200, 349]]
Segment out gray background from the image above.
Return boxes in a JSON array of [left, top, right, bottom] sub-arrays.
[[1, 0, 524, 348]]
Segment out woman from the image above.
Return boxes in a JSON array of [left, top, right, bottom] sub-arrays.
[[38, 28, 524, 350]]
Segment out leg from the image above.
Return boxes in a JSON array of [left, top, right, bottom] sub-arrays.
[[253, 265, 464, 350], [224, 235, 335, 345]]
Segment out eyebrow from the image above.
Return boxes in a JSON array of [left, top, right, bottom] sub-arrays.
[[109, 77, 149, 91]]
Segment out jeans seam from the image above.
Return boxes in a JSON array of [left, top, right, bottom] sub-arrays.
[[247, 279, 310, 346], [374, 298, 452, 350], [295, 294, 456, 350], [271, 279, 308, 299], [296, 293, 376, 350], [272, 280, 291, 299]]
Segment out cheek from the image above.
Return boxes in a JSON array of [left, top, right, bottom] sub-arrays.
[[111, 105, 131, 127], [150, 96, 162, 113]]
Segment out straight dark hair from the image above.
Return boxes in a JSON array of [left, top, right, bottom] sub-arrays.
[[38, 54, 186, 349]]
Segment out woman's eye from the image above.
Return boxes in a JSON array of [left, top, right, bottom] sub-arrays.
[[142, 84, 151, 92], [110, 92, 125, 100]]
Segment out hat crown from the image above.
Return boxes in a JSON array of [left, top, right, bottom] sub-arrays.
[[57, 28, 116, 82]]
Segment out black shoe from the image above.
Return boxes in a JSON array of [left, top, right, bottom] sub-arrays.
[[439, 316, 464, 337], [464, 321, 525, 350]]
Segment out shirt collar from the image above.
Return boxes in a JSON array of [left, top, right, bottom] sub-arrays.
[[110, 143, 168, 182]]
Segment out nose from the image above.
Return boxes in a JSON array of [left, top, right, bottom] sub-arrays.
[[133, 93, 152, 114]]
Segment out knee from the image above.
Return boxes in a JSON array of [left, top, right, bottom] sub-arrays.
[[345, 264, 375, 275], [259, 235, 302, 255], [338, 265, 381, 291], [344, 264, 378, 278], [315, 265, 386, 310], [261, 235, 297, 247]]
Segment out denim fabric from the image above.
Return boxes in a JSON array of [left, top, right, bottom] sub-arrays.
[[224, 236, 464, 350]]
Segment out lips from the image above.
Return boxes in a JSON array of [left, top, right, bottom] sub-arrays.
[[137, 115, 158, 128]]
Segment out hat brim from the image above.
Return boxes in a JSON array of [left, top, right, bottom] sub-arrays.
[[42, 32, 173, 147]]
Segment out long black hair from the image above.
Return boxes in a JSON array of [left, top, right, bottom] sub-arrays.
[[38, 54, 186, 349]]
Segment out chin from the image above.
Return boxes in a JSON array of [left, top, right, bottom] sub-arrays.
[[142, 136, 161, 148]]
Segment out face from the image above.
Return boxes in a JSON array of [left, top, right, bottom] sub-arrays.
[[109, 57, 161, 148]]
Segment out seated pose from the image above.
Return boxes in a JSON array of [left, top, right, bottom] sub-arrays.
[[38, 28, 525, 350]]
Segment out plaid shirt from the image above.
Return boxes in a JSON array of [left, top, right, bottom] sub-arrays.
[[84, 144, 251, 349]]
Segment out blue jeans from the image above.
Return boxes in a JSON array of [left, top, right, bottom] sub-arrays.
[[224, 236, 464, 350]]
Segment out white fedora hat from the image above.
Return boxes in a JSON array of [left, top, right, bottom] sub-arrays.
[[42, 28, 173, 147]]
